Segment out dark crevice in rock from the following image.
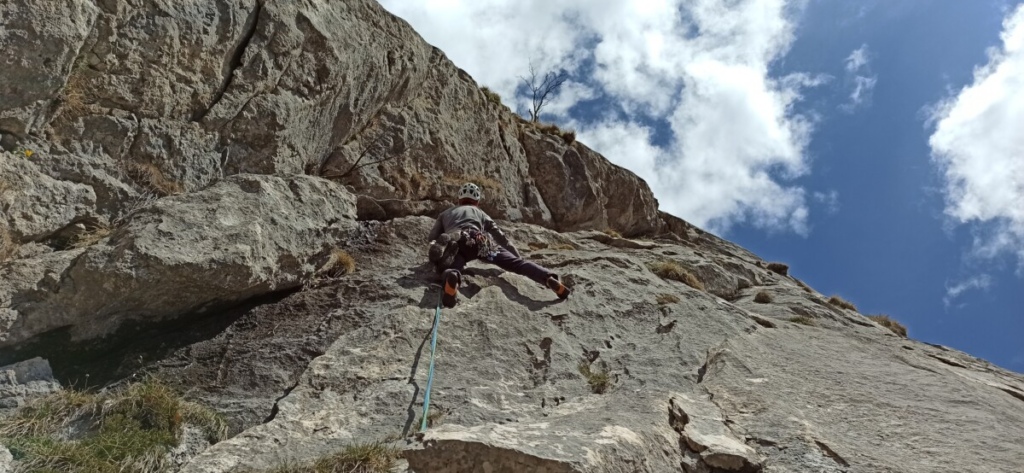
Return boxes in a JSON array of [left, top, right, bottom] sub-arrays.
[[750, 315, 776, 329], [657, 320, 677, 334], [929, 354, 969, 369], [263, 378, 302, 423], [496, 120, 517, 163], [0, 287, 298, 388], [193, 1, 263, 123], [697, 360, 708, 384], [814, 440, 850, 467], [669, 399, 690, 430], [998, 387, 1024, 404], [746, 437, 778, 447], [896, 355, 940, 375]]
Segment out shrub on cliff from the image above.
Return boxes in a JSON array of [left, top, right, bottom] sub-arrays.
[[828, 295, 857, 311], [867, 314, 908, 338], [248, 442, 400, 473], [481, 86, 502, 106], [766, 262, 789, 276], [648, 260, 705, 292]]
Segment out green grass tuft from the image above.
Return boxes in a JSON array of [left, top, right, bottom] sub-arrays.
[[481, 86, 502, 106], [578, 362, 613, 394], [0, 377, 227, 473]]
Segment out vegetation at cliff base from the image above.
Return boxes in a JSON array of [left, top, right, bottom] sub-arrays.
[[0, 378, 227, 473]]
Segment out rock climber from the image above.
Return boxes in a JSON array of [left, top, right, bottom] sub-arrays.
[[427, 182, 571, 308]]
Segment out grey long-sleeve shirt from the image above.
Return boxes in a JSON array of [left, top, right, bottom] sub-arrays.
[[428, 205, 520, 257]]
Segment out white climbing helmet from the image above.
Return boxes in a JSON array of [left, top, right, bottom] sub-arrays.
[[458, 182, 482, 201]]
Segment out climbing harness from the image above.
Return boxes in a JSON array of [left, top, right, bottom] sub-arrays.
[[421, 285, 443, 432], [463, 228, 500, 261]]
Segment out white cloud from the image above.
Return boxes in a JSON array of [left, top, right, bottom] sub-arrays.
[[379, 0, 819, 234], [943, 274, 993, 308], [929, 4, 1024, 269], [841, 44, 877, 111], [845, 44, 870, 72]]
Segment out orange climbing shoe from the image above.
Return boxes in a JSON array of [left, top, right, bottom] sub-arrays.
[[442, 269, 461, 308], [546, 276, 571, 300]]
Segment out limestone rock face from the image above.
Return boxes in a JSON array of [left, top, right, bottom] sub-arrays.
[[0, 151, 97, 242], [146, 218, 1024, 473], [0, 1, 1023, 473], [0, 174, 357, 348], [0, 357, 61, 411], [1, 0, 668, 352], [0, 0, 99, 135]]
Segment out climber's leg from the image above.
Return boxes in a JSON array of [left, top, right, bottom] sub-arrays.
[[441, 269, 461, 308], [487, 249, 571, 299]]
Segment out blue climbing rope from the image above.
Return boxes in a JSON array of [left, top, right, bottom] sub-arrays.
[[421, 287, 443, 432]]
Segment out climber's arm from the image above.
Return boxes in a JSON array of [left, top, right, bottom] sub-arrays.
[[428, 216, 445, 243], [484, 218, 521, 258]]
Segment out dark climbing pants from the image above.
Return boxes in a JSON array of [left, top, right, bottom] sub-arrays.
[[450, 244, 554, 284]]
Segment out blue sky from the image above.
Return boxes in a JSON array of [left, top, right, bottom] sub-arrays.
[[380, 0, 1024, 371]]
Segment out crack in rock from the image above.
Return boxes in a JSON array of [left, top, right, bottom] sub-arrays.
[[262, 378, 301, 424], [997, 386, 1024, 404], [193, 1, 263, 123], [814, 440, 850, 467], [929, 354, 969, 369]]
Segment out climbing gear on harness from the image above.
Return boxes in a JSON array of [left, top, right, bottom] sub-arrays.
[[547, 276, 571, 300], [463, 229, 500, 260], [421, 285, 443, 432], [428, 233, 460, 273], [458, 182, 482, 201], [442, 268, 460, 308]]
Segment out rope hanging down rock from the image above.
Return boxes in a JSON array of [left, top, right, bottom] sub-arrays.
[[421, 286, 443, 432]]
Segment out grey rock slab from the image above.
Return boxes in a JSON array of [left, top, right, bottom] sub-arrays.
[[0, 174, 358, 348], [0, 249, 83, 344], [520, 128, 661, 235], [406, 393, 683, 473], [0, 0, 99, 135], [4, 0, 665, 244], [0, 357, 61, 411], [699, 326, 1024, 473], [0, 445, 11, 473], [207, 0, 434, 176], [75, 0, 259, 122], [168, 217, 1024, 473], [178, 217, 762, 472], [670, 391, 762, 472], [0, 151, 97, 242]]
